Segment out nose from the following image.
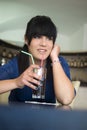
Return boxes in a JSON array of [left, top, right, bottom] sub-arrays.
[[40, 37, 47, 46]]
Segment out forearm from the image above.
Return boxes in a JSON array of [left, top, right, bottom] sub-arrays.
[[0, 79, 18, 94], [52, 60, 75, 105]]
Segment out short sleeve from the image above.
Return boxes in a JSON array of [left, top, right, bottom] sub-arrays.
[[59, 56, 71, 80], [0, 57, 19, 80]]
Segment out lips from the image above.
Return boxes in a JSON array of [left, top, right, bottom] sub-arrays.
[[38, 49, 47, 54]]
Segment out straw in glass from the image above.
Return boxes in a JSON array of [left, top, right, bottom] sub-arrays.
[[21, 50, 35, 64]]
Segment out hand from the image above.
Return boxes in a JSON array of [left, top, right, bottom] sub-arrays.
[[50, 44, 60, 61], [15, 64, 41, 90]]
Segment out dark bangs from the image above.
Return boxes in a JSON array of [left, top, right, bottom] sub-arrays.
[[25, 16, 57, 44]]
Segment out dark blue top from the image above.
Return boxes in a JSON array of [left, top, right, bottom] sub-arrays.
[[0, 56, 71, 103]]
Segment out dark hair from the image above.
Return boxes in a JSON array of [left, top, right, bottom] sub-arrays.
[[25, 15, 57, 44], [18, 15, 57, 74]]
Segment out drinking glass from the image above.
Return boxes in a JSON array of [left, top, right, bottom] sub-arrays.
[[32, 67, 47, 99]]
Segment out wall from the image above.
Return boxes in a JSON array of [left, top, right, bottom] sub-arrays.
[[57, 24, 87, 51], [83, 24, 87, 50], [68, 26, 84, 51], [1, 24, 87, 51]]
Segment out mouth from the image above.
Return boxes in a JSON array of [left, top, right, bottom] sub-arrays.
[[37, 49, 47, 54]]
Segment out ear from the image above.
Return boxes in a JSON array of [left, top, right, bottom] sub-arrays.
[[24, 35, 28, 45]]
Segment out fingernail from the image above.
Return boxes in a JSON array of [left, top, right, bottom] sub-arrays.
[[35, 87, 38, 90]]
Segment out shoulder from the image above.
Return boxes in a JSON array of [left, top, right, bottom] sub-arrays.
[[59, 56, 69, 66], [0, 56, 19, 79], [59, 56, 71, 79], [0, 56, 18, 74], [4, 56, 18, 68]]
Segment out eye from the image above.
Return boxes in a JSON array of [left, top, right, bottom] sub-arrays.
[[46, 36, 53, 41], [33, 35, 41, 39]]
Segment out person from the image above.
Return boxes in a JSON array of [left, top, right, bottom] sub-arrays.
[[0, 15, 75, 105]]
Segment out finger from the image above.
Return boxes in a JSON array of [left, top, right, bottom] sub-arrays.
[[28, 77, 41, 86], [24, 73, 41, 86], [27, 71, 42, 81], [23, 79, 38, 90]]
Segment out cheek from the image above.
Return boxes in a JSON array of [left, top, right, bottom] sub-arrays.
[[47, 45, 53, 56], [49, 44, 53, 51], [28, 46, 33, 54], [28, 42, 35, 52]]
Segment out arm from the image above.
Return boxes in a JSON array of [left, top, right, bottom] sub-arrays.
[[50, 44, 75, 105], [0, 79, 18, 94]]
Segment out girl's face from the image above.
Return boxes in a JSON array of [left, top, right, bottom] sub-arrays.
[[27, 36, 53, 61]]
